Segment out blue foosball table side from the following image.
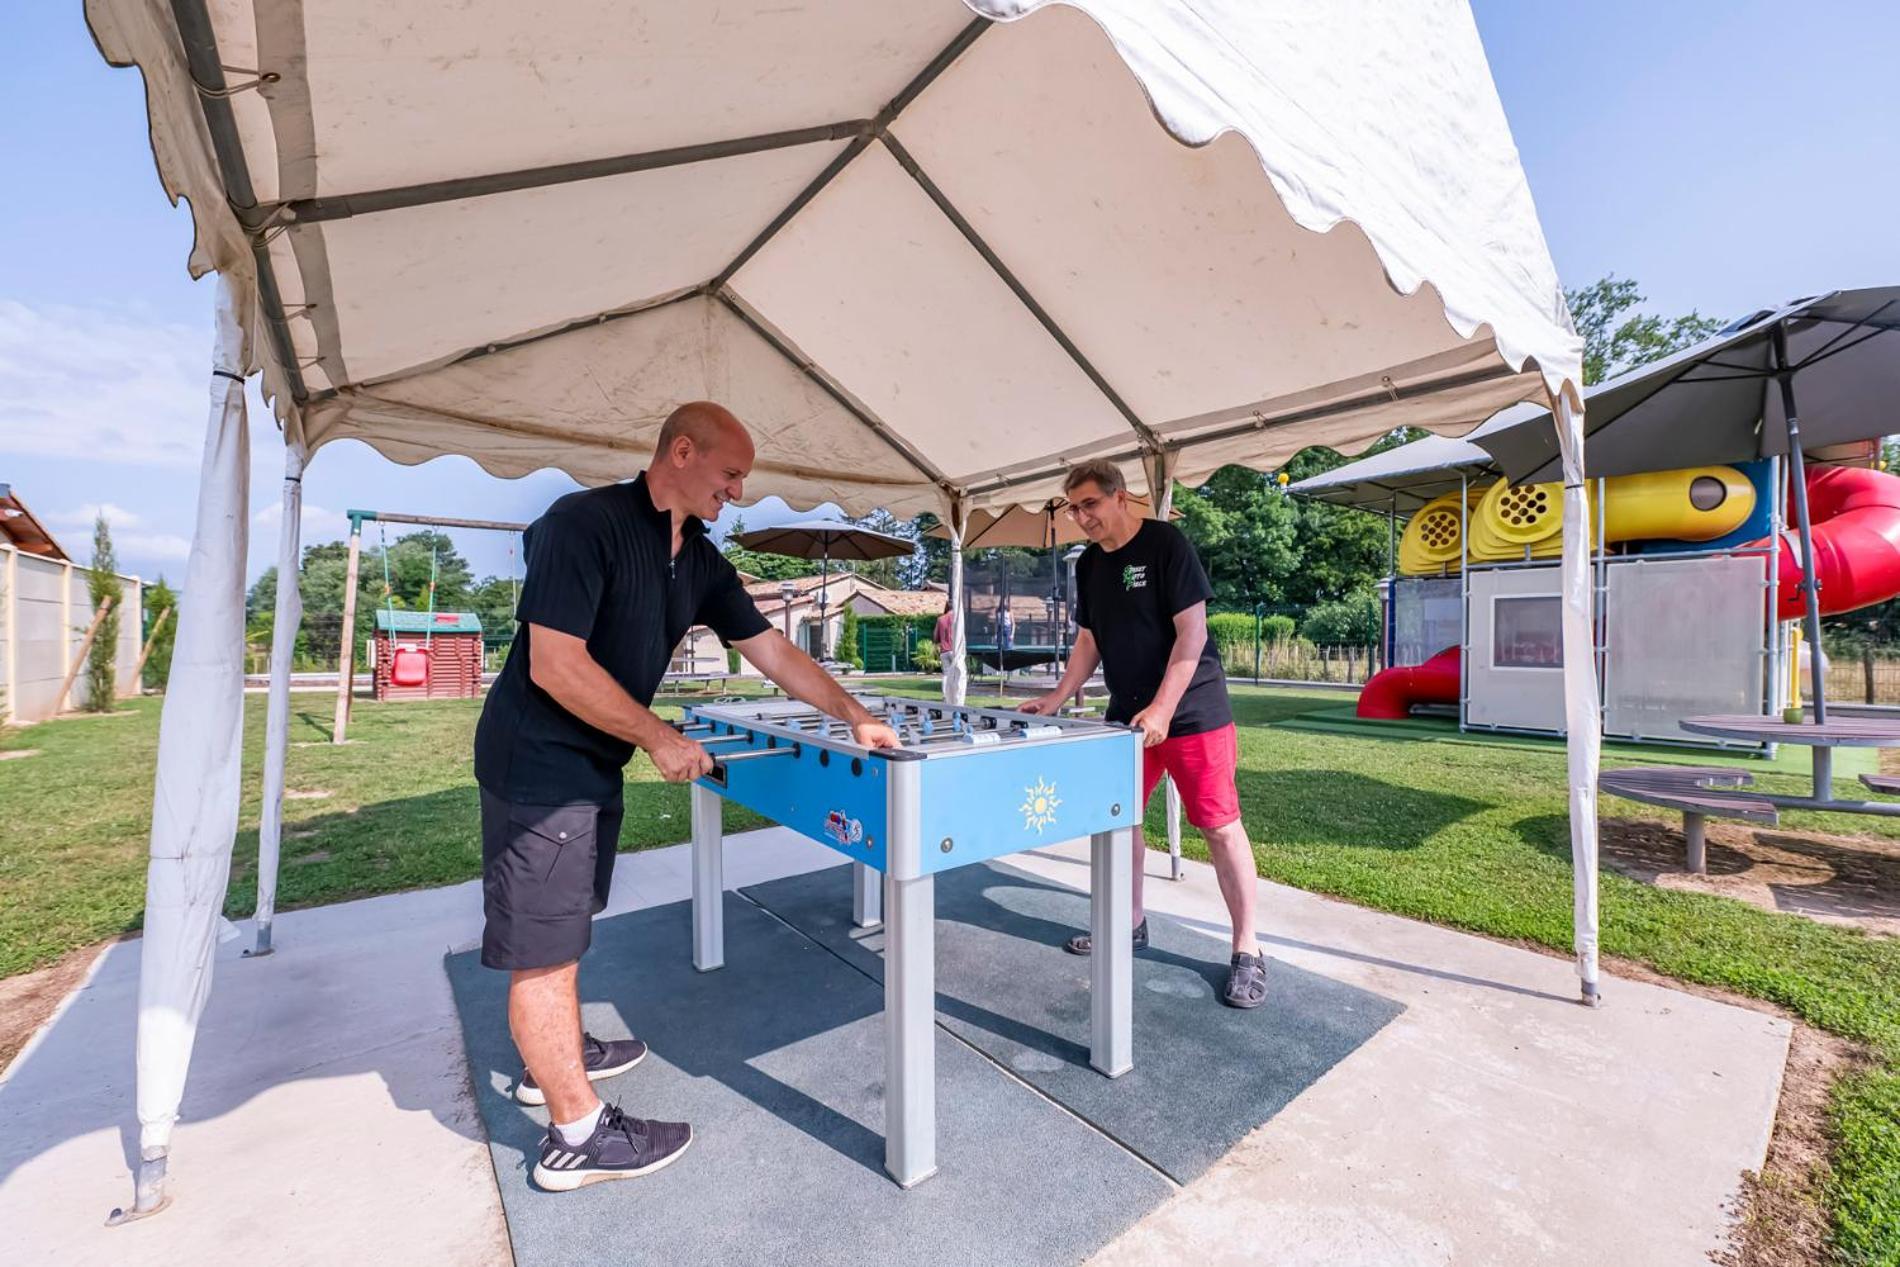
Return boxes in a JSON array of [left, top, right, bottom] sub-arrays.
[[681, 696, 1141, 1188]]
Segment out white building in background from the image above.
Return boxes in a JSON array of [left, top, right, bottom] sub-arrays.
[[0, 484, 147, 724], [669, 573, 948, 675]]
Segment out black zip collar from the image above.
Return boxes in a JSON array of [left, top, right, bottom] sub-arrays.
[[629, 472, 709, 542]]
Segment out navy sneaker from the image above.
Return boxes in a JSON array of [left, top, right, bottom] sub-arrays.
[[1063, 919, 1149, 955], [532, 1103, 694, 1191], [515, 1032, 648, 1106]]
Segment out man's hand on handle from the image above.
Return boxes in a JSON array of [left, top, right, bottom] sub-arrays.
[[648, 728, 715, 782], [1128, 705, 1171, 747], [853, 720, 903, 750], [1017, 692, 1066, 717]]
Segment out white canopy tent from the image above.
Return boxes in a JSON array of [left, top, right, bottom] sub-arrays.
[[87, 0, 1586, 1219]]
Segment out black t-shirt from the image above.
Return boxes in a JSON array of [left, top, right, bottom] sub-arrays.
[[1074, 519, 1231, 737], [473, 476, 771, 803]]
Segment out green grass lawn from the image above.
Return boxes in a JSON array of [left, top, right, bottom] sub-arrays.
[[1, 680, 1895, 1262]]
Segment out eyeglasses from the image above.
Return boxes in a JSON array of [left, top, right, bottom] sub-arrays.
[[1064, 493, 1117, 519]]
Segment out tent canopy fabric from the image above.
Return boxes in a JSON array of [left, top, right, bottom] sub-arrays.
[[922, 495, 1167, 548], [88, 0, 1581, 517], [1469, 287, 1900, 484]]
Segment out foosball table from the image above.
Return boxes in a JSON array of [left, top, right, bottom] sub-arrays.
[[679, 695, 1142, 1187]]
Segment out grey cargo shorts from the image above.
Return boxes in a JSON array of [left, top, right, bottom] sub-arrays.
[[479, 788, 625, 970]]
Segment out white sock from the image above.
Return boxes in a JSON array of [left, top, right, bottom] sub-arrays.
[[556, 1102, 603, 1146]]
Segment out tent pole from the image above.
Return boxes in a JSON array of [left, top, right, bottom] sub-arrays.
[[1143, 451, 1186, 883], [1774, 327, 1831, 795], [251, 438, 307, 958], [1552, 388, 1601, 1007], [944, 498, 968, 707], [114, 271, 253, 1224], [331, 516, 363, 743]]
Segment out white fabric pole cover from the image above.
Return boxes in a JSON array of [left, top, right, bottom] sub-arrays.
[[1552, 390, 1601, 1004], [944, 498, 969, 707], [135, 275, 253, 1181], [252, 439, 308, 955]]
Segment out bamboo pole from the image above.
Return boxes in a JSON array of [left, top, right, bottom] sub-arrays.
[[331, 523, 363, 743], [133, 607, 174, 685], [53, 595, 115, 715]]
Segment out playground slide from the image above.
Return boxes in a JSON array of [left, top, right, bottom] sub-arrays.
[[1358, 465, 1900, 721], [1751, 464, 1900, 620], [1357, 645, 1460, 719]]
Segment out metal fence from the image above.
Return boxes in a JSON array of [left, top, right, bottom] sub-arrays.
[[1219, 639, 1382, 684], [1825, 650, 1900, 706]]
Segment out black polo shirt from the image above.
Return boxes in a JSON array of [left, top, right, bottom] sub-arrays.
[[1073, 518, 1231, 737], [474, 476, 771, 803]]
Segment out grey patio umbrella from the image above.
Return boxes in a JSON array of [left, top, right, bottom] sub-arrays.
[[731, 519, 916, 657], [1467, 286, 1900, 734]]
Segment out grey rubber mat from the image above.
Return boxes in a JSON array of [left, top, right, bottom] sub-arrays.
[[743, 860, 1404, 1182], [446, 891, 1171, 1267]]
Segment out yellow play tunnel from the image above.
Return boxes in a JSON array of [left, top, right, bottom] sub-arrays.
[[1397, 466, 1756, 574]]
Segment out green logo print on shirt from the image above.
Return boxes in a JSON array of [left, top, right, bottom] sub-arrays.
[[1122, 563, 1148, 591]]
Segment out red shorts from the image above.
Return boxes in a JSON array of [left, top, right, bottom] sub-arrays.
[[1142, 723, 1242, 830]]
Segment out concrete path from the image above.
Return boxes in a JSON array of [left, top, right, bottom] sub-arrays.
[[0, 830, 1788, 1267]]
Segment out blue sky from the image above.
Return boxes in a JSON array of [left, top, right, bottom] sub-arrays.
[[3, 1, 1896, 584]]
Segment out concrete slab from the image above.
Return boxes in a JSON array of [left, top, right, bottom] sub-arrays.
[[994, 843, 1792, 1267], [0, 829, 836, 1267], [0, 825, 1790, 1267]]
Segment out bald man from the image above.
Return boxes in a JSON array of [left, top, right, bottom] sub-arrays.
[[473, 402, 900, 1191]]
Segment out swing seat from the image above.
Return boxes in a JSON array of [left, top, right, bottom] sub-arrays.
[[390, 643, 431, 688]]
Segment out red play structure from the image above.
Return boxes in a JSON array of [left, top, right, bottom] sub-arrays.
[[1359, 463, 1900, 720]]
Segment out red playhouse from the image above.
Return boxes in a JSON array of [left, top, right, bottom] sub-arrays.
[[372, 610, 485, 701]]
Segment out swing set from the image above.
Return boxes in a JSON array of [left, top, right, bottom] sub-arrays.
[[331, 508, 527, 742]]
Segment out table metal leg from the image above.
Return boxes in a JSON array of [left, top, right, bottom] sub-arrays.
[[852, 860, 882, 928], [884, 872, 937, 1187], [1090, 827, 1134, 1077], [1165, 776, 1185, 881], [1683, 812, 1707, 875], [691, 783, 724, 972]]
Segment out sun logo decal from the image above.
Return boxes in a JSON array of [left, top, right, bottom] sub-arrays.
[[1020, 776, 1062, 833]]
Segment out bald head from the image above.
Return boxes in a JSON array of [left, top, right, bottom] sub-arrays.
[[647, 400, 756, 523], [656, 401, 748, 458]]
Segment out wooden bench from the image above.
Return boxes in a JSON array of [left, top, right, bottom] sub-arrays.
[[1860, 772, 1900, 795], [1598, 766, 1778, 874]]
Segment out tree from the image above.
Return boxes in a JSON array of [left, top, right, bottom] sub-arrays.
[[719, 516, 820, 581], [142, 576, 179, 692], [909, 513, 954, 587], [1565, 275, 1724, 386], [469, 575, 520, 637], [1172, 466, 1300, 608], [84, 514, 123, 711], [842, 508, 920, 590]]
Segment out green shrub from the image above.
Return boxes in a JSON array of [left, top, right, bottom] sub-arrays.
[[1205, 612, 1255, 655], [1300, 593, 1380, 646], [85, 515, 123, 712], [914, 639, 942, 672], [838, 607, 864, 668], [1261, 613, 1297, 643]]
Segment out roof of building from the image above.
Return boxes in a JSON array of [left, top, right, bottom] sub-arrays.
[[0, 485, 70, 561], [374, 610, 484, 634]]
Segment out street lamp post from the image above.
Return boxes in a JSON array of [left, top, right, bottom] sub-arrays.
[[779, 579, 797, 645]]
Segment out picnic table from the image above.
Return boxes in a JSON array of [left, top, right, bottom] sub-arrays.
[[1602, 711, 1900, 873]]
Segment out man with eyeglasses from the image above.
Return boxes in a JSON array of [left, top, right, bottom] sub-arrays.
[[1020, 458, 1267, 1009]]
